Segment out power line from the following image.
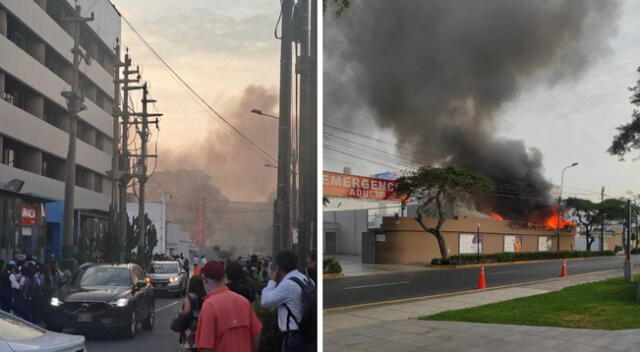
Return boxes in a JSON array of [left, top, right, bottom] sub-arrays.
[[120, 15, 277, 165]]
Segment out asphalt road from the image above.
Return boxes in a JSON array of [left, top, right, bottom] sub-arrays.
[[84, 296, 183, 352], [325, 255, 640, 309]]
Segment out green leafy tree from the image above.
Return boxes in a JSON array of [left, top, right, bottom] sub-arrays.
[[566, 197, 627, 251], [565, 198, 601, 251], [396, 167, 494, 259], [609, 66, 640, 158]]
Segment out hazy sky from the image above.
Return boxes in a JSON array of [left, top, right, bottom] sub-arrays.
[[324, 0, 640, 203], [110, 0, 281, 201]]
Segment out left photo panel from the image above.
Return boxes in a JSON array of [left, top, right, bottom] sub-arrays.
[[0, 0, 317, 351]]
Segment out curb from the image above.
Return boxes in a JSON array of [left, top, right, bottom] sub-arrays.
[[323, 273, 345, 280], [324, 268, 621, 314], [445, 256, 611, 269]]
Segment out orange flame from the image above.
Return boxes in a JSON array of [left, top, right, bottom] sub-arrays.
[[490, 213, 504, 220], [544, 208, 575, 229]]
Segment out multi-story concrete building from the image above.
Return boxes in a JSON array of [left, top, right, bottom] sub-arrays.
[[0, 0, 120, 258]]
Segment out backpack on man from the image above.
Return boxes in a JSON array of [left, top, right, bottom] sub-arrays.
[[285, 276, 317, 343]]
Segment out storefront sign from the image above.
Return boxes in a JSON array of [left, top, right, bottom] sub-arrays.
[[459, 234, 483, 254], [21, 205, 37, 226], [538, 236, 553, 251], [504, 235, 523, 252], [323, 171, 406, 201]]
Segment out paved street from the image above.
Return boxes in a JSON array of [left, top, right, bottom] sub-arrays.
[[84, 297, 182, 352], [325, 255, 640, 308]]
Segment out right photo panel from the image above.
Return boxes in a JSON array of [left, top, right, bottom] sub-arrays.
[[323, 0, 640, 350]]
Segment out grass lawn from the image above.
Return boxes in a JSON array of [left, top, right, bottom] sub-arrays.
[[422, 276, 640, 330]]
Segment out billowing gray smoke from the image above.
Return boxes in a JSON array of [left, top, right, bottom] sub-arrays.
[[325, 0, 621, 220]]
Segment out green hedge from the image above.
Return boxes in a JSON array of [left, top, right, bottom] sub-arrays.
[[323, 257, 343, 274], [431, 250, 616, 265], [631, 248, 640, 254]]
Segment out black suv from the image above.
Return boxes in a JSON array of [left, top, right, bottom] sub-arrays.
[[44, 263, 155, 339]]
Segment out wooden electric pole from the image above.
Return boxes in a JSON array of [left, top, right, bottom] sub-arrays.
[[61, 4, 93, 267], [132, 83, 161, 267], [274, 0, 294, 261], [117, 50, 140, 262]]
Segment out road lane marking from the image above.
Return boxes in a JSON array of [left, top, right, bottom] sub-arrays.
[[156, 300, 181, 312], [342, 281, 411, 290]]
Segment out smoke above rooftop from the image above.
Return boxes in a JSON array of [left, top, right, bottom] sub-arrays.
[[324, 0, 622, 220]]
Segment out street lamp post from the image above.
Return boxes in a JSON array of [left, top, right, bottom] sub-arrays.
[[251, 109, 280, 120], [557, 162, 579, 251]]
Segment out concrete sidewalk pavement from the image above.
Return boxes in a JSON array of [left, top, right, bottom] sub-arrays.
[[325, 320, 640, 352], [324, 269, 636, 351]]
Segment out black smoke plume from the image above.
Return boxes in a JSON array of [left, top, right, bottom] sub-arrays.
[[324, 0, 621, 220]]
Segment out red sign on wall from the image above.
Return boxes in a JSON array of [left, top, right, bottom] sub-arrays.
[[323, 171, 407, 201], [21, 205, 37, 226]]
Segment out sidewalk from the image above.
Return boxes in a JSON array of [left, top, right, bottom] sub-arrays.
[[324, 269, 636, 351]]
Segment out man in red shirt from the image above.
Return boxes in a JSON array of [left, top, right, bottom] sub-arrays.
[[196, 261, 262, 352]]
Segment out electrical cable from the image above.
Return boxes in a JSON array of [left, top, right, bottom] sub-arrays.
[[120, 15, 277, 165]]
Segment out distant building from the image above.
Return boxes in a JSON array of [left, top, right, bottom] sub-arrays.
[[0, 0, 121, 258]]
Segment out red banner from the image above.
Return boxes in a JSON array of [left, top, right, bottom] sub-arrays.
[[323, 171, 406, 201], [21, 205, 37, 226]]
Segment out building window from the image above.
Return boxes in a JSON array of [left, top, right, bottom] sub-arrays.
[[2, 140, 18, 168]]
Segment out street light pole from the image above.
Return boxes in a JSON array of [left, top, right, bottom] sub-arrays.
[[557, 162, 578, 251]]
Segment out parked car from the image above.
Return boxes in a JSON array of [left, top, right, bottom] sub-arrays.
[[44, 263, 155, 339], [0, 310, 86, 351], [148, 261, 187, 297]]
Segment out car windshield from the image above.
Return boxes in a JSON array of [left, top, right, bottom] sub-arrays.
[[0, 311, 45, 340], [78, 267, 131, 287], [152, 263, 179, 274]]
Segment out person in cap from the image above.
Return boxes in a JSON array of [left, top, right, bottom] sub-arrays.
[[196, 261, 262, 352]]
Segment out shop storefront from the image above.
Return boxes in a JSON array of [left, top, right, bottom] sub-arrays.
[[0, 189, 49, 260]]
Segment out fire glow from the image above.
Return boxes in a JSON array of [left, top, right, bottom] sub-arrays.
[[544, 208, 575, 230], [487, 208, 575, 230]]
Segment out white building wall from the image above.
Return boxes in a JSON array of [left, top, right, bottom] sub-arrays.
[[323, 209, 369, 255], [0, 163, 110, 210], [0, 0, 120, 212], [0, 0, 116, 96]]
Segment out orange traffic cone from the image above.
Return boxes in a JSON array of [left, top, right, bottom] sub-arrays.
[[477, 264, 487, 289], [559, 259, 568, 278]]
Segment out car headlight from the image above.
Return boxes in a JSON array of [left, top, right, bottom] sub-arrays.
[[109, 298, 129, 307], [50, 297, 63, 307], [168, 276, 178, 283]]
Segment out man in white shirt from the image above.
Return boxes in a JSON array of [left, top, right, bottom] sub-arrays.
[[200, 255, 207, 267], [261, 250, 314, 351]]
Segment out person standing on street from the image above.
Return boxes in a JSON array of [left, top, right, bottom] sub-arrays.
[[196, 261, 262, 352], [183, 255, 190, 278], [200, 255, 207, 268], [178, 275, 206, 351], [261, 250, 316, 352]]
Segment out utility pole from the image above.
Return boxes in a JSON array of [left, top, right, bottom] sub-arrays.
[[132, 83, 161, 267], [600, 186, 605, 252], [110, 40, 123, 262], [61, 4, 93, 267], [274, 0, 294, 260], [117, 50, 140, 262], [294, 0, 316, 270], [625, 199, 632, 282]]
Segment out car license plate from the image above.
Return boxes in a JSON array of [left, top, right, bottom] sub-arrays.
[[77, 313, 92, 322]]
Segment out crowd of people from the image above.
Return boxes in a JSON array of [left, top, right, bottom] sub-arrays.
[[0, 251, 66, 324], [173, 250, 317, 352]]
